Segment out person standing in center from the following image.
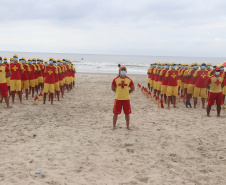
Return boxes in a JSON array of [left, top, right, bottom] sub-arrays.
[[111, 66, 134, 130]]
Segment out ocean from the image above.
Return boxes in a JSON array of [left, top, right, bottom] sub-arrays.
[[1, 51, 226, 75]]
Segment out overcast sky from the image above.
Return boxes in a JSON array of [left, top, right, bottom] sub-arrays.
[[1, 0, 226, 57]]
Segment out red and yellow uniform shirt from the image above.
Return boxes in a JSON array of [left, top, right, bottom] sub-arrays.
[[55, 66, 62, 82], [193, 69, 209, 88], [44, 66, 58, 84], [9, 62, 24, 80], [0, 65, 10, 83], [157, 69, 163, 81], [207, 76, 224, 93], [34, 64, 40, 79], [159, 69, 168, 85], [151, 68, 155, 80], [59, 66, 65, 81], [112, 76, 134, 100], [147, 67, 152, 78], [38, 64, 44, 77], [28, 64, 37, 80], [165, 70, 178, 86], [188, 69, 196, 85], [21, 64, 31, 81]]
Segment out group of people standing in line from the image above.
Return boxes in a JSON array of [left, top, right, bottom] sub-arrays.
[[0, 54, 76, 107], [147, 62, 226, 116]]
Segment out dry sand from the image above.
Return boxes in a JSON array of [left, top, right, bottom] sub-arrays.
[[0, 73, 226, 185]]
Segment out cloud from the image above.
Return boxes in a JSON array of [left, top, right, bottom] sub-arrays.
[[0, 0, 226, 57]]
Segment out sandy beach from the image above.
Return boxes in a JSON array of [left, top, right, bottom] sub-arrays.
[[0, 73, 226, 185]]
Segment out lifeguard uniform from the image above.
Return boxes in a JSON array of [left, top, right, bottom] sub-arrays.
[[34, 63, 40, 86], [54, 65, 61, 92], [193, 69, 209, 99], [180, 68, 186, 90], [177, 67, 182, 87], [44, 65, 58, 93], [9, 62, 24, 91], [28, 64, 37, 88], [150, 67, 155, 88], [160, 68, 168, 95], [59, 65, 65, 87], [0, 65, 10, 97], [65, 63, 71, 85], [187, 69, 196, 95], [147, 67, 152, 85], [21, 64, 30, 90], [38, 63, 44, 84], [207, 75, 224, 105], [112, 76, 134, 114], [157, 68, 163, 91], [165, 69, 178, 97], [4, 62, 10, 87]]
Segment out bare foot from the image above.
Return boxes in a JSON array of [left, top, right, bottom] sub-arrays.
[[111, 127, 116, 131], [127, 127, 132, 130]]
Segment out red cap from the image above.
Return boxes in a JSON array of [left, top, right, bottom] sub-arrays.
[[120, 66, 127, 70], [0, 56, 2, 60], [215, 67, 220, 71]]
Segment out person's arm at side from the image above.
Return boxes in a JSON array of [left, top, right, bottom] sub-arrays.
[[206, 77, 211, 89], [111, 85, 116, 92], [129, 85, 135, 93], [6, 71, 12, 78]]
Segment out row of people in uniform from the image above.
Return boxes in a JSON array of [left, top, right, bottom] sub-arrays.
[[0, 54, 76, 107], [147, 62, 225, 116]]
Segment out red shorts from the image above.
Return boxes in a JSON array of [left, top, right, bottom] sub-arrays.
[[208, 92, 223, 106], [0, 83, 8, 97], [113, 99, 132, 115]]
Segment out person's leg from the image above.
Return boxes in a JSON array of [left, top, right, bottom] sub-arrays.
[[148, 83, 150, 90], [125, 114, 130, 130], [223, 95, 225, 105], [11, 91, 15, 103], [50, 93, 53, 104], [25, 89, 28, 100], [18, 91, 22, 103], [113, 114, 118, 130], [217, 105, 221, 117], [173, 96, 176, 108], [202, 98, 206, 109], [4, 95, 10, 108], [57, 91, 60, 101], [164, 94, 167, 104], [194, 97, 197, 108], [168, 96, 171, 108], [207, 105, 211, 116], [32, 87, 35, 97], [43, 93, 47, 104]]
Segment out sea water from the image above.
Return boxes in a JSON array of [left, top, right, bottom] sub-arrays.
[[1, 51, 225, 75]]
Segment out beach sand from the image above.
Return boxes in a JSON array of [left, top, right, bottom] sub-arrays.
[[0, 73, 226, 185]]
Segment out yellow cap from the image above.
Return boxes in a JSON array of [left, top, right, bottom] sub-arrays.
[[21, 57, 25, 60], [201, 62, 206, 65], [13, 54, 18, 58], [37, 58, 40, 61], [178, 63, 181, 65], [171, 62, 176, 65], [161, 63, 165, 65], [10, 58, 13, 61], [165, 62, 170, 65], [184, 64, 188, 66], [207, 63, 211, 66], [157, 62, 161, 65], [49, 57, 54, 60], [32, 58, 36, 61], [4, 57, 7, 60], [28, 58, 32, 61], [40, 59, 43, 61], [193, 62, 198, 65], [220, 65, 224, 68]]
